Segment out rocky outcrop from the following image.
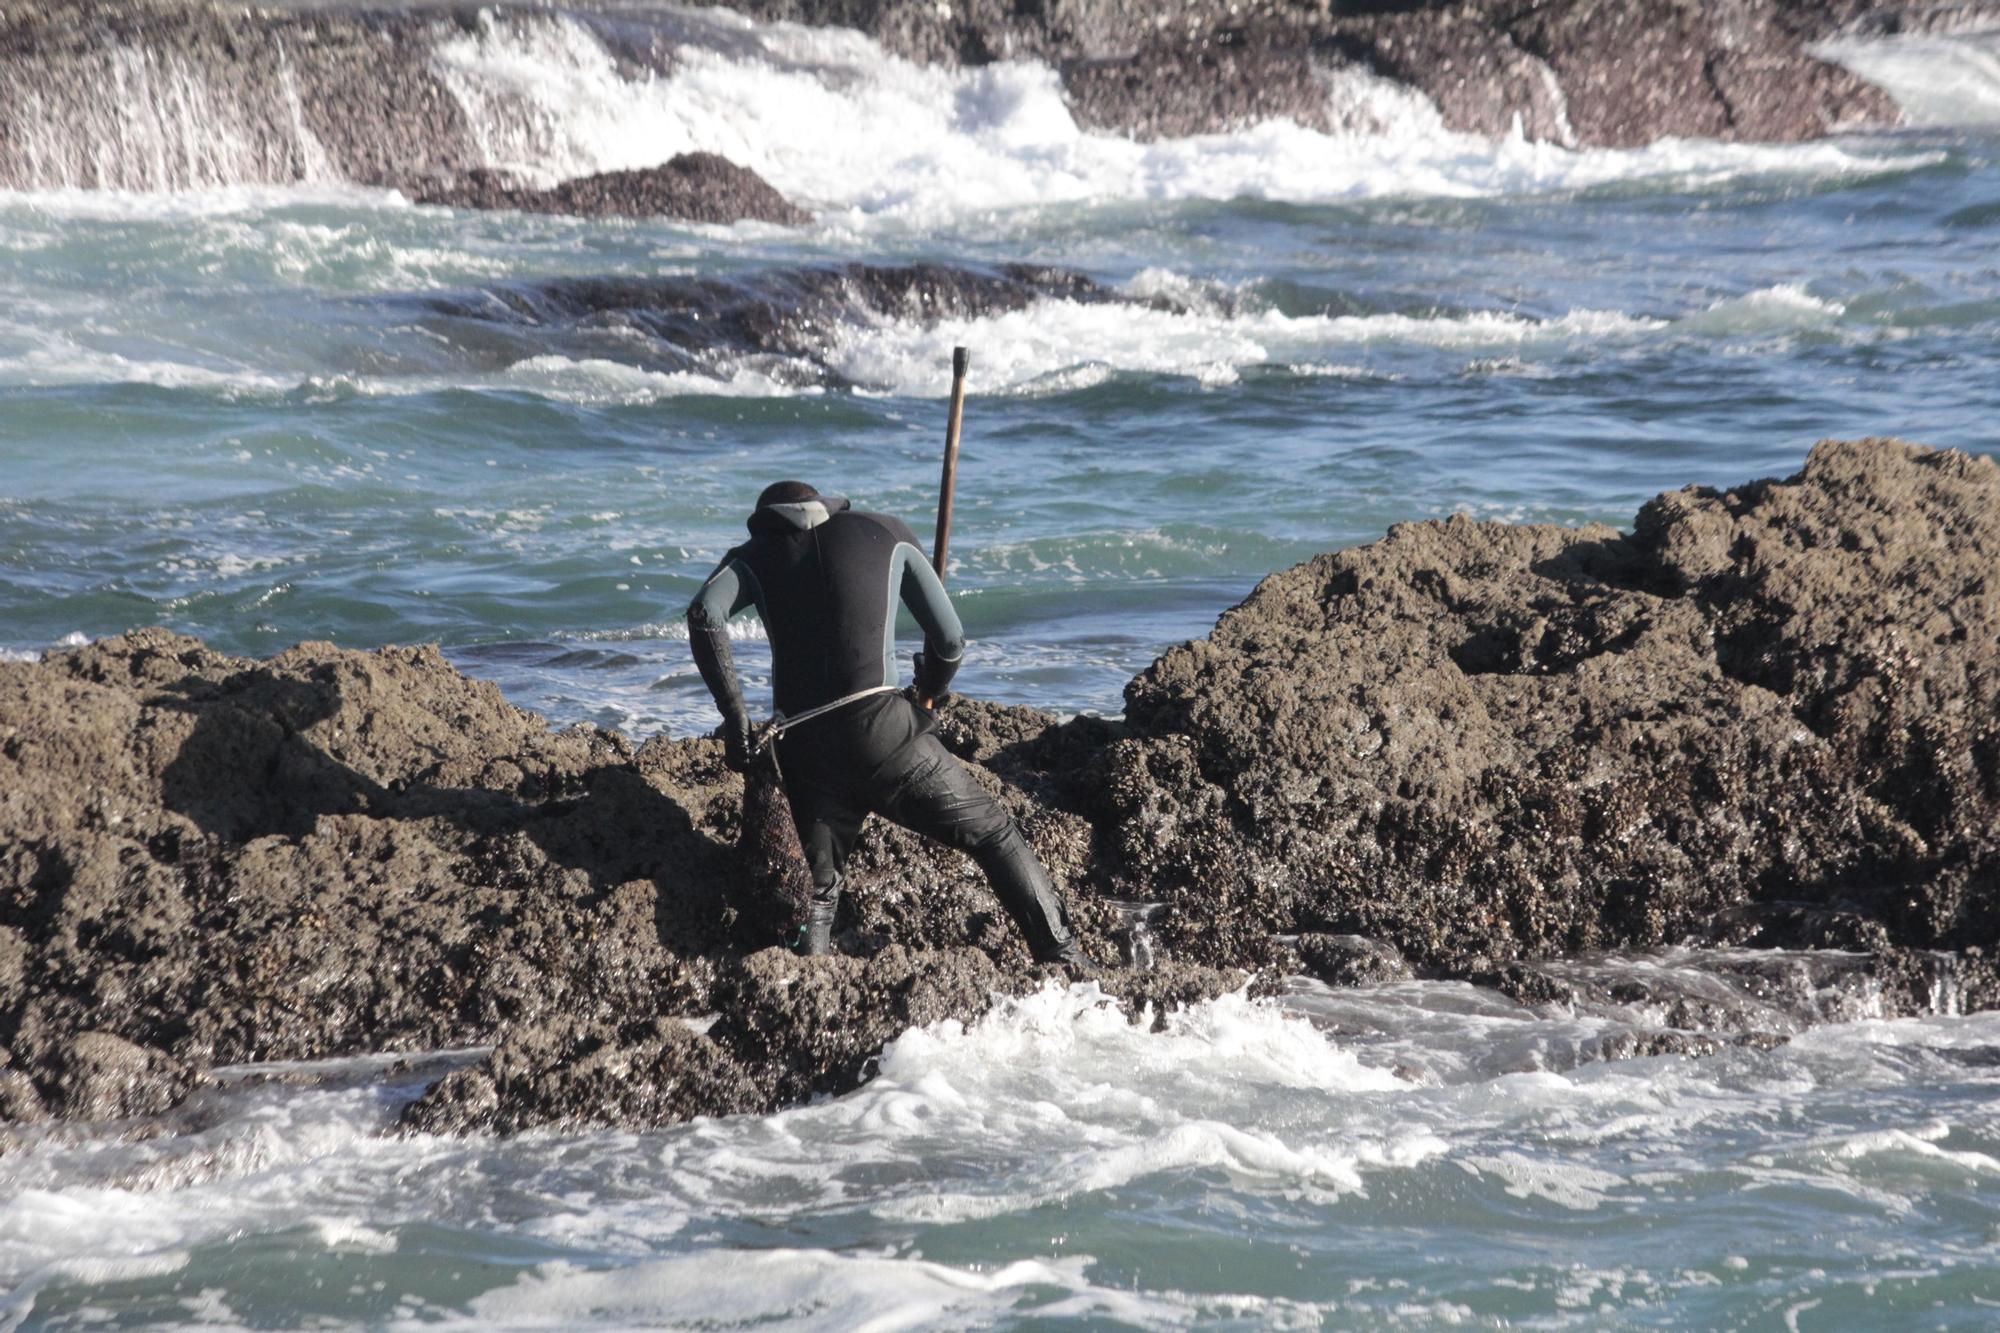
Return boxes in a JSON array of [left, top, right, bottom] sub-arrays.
[[412, 155, 812, 225], [0, 631, 1118, 1127], [4, 438, 1994, 1133], [1104, 439, 1998, 990]]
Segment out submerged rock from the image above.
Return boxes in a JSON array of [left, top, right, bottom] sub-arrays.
[[413, 261, 1149, 390], [1297, 934, 1416, 989], [413, 155, 812, 225]]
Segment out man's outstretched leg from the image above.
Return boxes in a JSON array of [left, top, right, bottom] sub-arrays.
[[880, 736, 1091, 969]]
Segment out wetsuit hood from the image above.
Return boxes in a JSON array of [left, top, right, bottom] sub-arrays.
[[748, 493, 850, 536]]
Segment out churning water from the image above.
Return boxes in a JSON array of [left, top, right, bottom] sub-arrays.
[[3, 8, 2000, 1328]]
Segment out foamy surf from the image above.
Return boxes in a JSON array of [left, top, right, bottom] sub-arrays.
[[0, 276, 1866, 400], [5, 978, 1999, 1329], [429, 11, 1948, 224], [1820, 28, 2000, 127]]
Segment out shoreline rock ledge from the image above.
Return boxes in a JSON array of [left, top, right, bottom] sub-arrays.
[[2, 438, 1995, 1135]]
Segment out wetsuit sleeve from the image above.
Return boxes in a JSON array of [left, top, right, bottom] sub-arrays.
[[898, 546, 964, 696], [686, 555, 761, 729]]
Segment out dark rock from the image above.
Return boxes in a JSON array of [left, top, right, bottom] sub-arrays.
[[719, 1, 1899, 147], [0, 2, 495, 191], [1319, 11, 1578, 145], [1700, 900, 1895, 951], [36, 1031, 195, 1121], [1472, 962, 1578, 1007], [1296, 933, 1414, 988], [1062, 38, 1336, 140], [414, 262, 1145, 391], [413, 155, 811, 226], [6, 438, 1996, 1131], [1591, 1028, 1722, 1062], [401, 1016, 764, 1135], [1109, 439, 2000, 979], [1092, 959, 1251, 1025], [709, 946, 1027, 1105], [1496, 0, 1894, 147], [0, 1, 1909, 196]]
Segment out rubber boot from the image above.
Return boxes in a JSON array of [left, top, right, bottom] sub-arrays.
[[799, 878, 840, 957], [974, 831, 1094, 971]]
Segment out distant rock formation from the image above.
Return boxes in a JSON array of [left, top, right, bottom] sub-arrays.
[[725, 0, 1904, 145], [4, 439, 1994, 1132], [0, 1, 1922, 198], [412, 155, 812, 225], [0, 0, 811, 222]]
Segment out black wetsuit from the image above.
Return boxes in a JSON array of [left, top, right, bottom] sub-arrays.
[[687, 493, 1081, 963]]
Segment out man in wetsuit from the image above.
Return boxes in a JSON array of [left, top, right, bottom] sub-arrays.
[[686, 480, 1092, 970]]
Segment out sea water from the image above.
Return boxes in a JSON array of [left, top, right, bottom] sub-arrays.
[[2, 9, 1999, 1328]]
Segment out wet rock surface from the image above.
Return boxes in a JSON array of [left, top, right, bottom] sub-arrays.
[[1297, 934, 1416, 988], [3, 438, 1995, 1133], [413, 262, 1151, 389], [412, 155, 812, 225], [403, 949, 1246, 1134]]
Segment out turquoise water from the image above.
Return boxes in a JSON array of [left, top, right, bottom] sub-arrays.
[[4, 10, 2000, 1329]]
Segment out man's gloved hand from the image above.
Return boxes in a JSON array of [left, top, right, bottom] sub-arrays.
[[720, 714, 755, 772], [912, 650, 956, 707]]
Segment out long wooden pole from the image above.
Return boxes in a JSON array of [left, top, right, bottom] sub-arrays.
[[932, 345, 969, 580]]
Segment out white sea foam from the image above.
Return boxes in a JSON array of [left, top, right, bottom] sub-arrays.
[[427, 11, 1942, 225], [499, 354, 810, 402], [2, 984, 1999, 1327], [823, 280, 1859, 397], [1820, 30, 2000, 127], [0, 182, 410, 221], [453, 1249, 1178, 1331], [0, 332, 297, 395]]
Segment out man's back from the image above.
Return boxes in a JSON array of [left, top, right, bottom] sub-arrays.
[[694, 492, 962, 718]]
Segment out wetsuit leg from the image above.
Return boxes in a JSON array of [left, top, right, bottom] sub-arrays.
[[875, 734, 1083, 965], [784, 775, 867, 956]]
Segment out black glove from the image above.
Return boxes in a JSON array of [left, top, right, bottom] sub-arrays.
[[912, 649, 958, 704], [720, 714, 754, 773]]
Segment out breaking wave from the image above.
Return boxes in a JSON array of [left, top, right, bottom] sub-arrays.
[[0, 5, 1967, 211]]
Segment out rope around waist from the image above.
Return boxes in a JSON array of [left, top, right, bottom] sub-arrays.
[[766, 684, 899, 739]]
